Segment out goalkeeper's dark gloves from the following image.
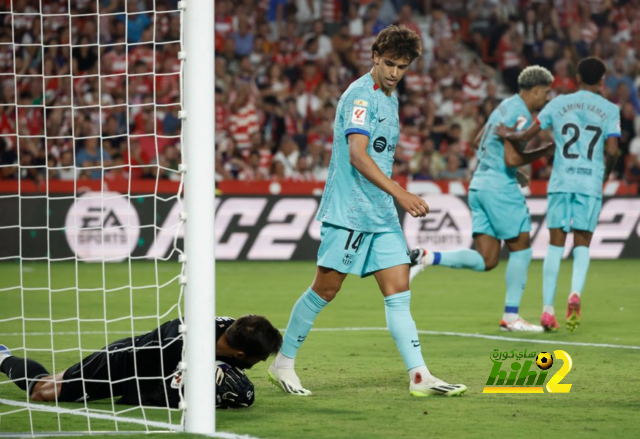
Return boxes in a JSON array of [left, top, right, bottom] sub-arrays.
[[215, 363, 255, 408]]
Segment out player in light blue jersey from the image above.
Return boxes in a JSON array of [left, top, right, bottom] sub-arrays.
[[268, 26, 467, 398], [498, 57, 620, 332], [410, 66, 555, 332]]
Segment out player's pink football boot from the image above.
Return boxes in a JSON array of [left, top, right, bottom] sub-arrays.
[[566, 292, 581, 332], [540, 312, 559, 333]]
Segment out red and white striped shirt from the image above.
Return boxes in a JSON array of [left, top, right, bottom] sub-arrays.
[[404, 71, 434, 94], [398, 132, 422, 162], [581, 20, 599, 44], [322, 0, 341, 24], [462, 73, 486, 101], [229, 102, 260, 149]]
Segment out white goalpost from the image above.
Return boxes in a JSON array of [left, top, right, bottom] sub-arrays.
[[0, 0, 215, 436], [182, 0, 216, 434]]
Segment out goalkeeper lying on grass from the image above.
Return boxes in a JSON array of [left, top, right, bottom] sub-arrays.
[[0, 315, 282, 409]]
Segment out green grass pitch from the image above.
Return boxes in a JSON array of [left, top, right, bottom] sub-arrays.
[[0, 260, 639, 439]]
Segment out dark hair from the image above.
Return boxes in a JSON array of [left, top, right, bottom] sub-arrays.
[[578, 57, 606, 85], [225, 315, 282, 357], [371, 25, 422, 62]]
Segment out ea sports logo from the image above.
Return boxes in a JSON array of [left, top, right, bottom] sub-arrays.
[[65, 191, 140, 262], [403, 195, 472, 252], [536, 352, 553, 370]]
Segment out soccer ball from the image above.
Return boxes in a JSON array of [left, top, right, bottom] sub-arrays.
[[535, 352, 553, 370]]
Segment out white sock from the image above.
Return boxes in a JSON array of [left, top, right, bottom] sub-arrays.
[[502, 312, 519, 323], [273, 351, 295, 369], [424, 250, 435, 266], [569, 291, 581, 299], [0, 354, 8, 367], [543, 305, 555, 315], [408, 365, 432, 384]]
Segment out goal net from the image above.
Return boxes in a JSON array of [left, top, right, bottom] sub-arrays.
[[0, 0, 215, 435]]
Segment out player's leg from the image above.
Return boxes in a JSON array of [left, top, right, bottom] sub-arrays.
[[269, 224, 360, 395], [409, 190, 492, 283], [30, 371, 65, 401], [269, 266, 344, 395], [0, 346, 57, 399], [501, 232, 542, 332], [564, 230, 592, 331], [370, 231, 466, 397], [541, 227, 567, 331], [564, 194, 601, 331]]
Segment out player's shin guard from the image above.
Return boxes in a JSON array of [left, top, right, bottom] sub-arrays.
[[280, 287, 328, 359], [571, 246, 590, 296], [437, 249, 485, 272], [543, 245, 564, 307], [504, 248, 532, 311], [384, 291, 426, 371], [0, 357, 50, 395]]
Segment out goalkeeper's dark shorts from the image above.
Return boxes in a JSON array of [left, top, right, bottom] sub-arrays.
[[58, 337, 137, 403]]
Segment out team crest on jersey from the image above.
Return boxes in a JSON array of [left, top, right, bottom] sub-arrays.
[[342, 253, 353, 266], [352, 107, 366, 125], [516, 115, 528, 130]]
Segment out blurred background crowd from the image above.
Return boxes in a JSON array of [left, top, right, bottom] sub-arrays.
[[1, 0, 640, 185]]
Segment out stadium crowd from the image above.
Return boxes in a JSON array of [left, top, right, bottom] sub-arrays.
[[1, 0, 640, 185]]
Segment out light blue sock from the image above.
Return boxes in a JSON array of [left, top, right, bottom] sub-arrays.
[[384, 291, 425, 370], [434, 249, 486, 272], [504, 248, 532, 311], [571, 246, 590, 295], [280, 288, 328, 359], [543, 245, 564, 307]]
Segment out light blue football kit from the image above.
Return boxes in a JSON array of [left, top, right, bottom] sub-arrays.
[[280, 73, 425, 377], [419, 94, 536, 317], [317, 73, 409, 277], [537, 90, 621, 233], [470, 94, 533, 240], [538, 90, 621, 308]]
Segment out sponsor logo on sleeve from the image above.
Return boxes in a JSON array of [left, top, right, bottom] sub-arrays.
[[352, 107, 367, 125]]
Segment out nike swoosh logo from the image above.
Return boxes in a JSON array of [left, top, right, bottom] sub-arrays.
[[378, 118, 386, 123]]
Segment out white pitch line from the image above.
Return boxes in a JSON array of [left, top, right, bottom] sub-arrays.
[[0, 398, 261, 439], [1, 328, 639, 350], [309, 327, 640, 350]]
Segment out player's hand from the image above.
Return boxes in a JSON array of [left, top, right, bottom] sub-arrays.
[[216, 363, 255, 408], [515, 169, 530, 188], [398, 191, 429, 218], [494, 123, 515, 139]]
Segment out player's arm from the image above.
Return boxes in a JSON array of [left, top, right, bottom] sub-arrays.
[[472, 124, 485, 150], [503, 139, 554, 167], [348, 134, 429, 217], [603, 136, 619, 181], [495, 122, 542, 152]]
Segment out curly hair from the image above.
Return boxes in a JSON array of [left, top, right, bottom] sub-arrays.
[[371, 25, 422, 63], [517, 65, 554, 90]]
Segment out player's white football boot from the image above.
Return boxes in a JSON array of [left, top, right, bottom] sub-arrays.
[[500, 318, 544, 333], [410, 374, 467, 397], [409, 247, 427, 283], [267, 364, 312, 396]]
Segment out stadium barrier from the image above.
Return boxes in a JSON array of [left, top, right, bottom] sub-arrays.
[[1, 190, 639, 261]]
